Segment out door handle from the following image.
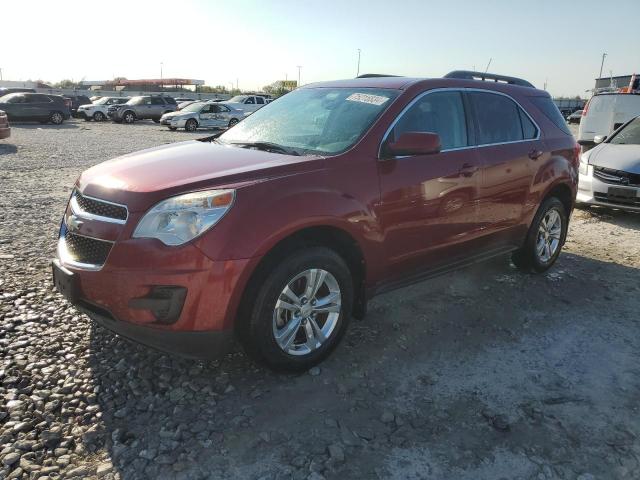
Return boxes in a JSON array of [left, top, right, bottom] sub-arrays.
[[528, 149, 543, 160], [459, 163, 479, 177]]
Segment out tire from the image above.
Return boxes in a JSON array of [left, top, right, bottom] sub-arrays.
[[238, 247, 353, 372], [185, 119, 198, 132], [512, 197, 568, 273], [228, 118, 239, 128], [50, 112, 64, 125], [93, 111, 106, 122], [122, 111, 135, 124]]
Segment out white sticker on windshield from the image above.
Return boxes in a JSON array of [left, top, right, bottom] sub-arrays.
[[346, 93, 390, 106]]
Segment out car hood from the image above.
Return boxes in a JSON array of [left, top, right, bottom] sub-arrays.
[[77, 140, 324, 212], [162, 111, 189, 119], [588, 143, 640, 174]]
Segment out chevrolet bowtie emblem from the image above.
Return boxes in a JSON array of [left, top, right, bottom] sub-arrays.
[[67, 214, 83, 232]]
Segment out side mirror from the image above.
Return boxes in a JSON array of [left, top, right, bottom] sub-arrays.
[[594, 135, 606, 144], [385, 132, 441, 157]]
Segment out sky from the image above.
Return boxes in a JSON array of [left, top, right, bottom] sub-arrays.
[[2, 0, 638, 98]]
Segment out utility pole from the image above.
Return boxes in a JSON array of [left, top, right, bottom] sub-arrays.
[[598, 53, 607, 79], [356, 49, 361, 77], [160, 62, 163, 89], [236, 78, 239, 91], [543, 78, 548, 90], [296, 65, 302, 87], [0, 68, 3, 81]]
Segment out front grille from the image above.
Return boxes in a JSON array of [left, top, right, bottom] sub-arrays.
[[594, 192, 640, 207], [593, 166, 640, 187], [74, 190, 127, 221], [63, 231, 113, 265]]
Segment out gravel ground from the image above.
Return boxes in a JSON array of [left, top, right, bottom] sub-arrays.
[[1, 120, 639, 480]]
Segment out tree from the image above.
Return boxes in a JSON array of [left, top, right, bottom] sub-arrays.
[[53, 79, 80, 89]]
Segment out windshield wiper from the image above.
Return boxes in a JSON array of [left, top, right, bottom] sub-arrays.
[[229, 141, 301, 156]]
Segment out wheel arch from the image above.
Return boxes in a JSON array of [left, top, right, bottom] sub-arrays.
[[236, 224, 368, 330], [542, 181, 574, 216]]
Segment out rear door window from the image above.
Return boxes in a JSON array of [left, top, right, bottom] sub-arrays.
[[390, 91, 468, 150], [468, 92, 526, 144], [151, 97, 164, 105], [256, 97, 265, 105]]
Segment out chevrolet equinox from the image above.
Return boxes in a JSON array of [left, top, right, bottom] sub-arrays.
[[53, 71, 579, 371]]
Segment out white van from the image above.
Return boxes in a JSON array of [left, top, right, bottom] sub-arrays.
[[578, 93, 640, 149]]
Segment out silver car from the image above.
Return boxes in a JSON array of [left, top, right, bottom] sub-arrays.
[[577, 115, 640, 212], [160, 102, 243, 132]]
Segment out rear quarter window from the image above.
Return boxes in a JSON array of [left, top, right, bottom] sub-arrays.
[[530, 96, 572, 135]]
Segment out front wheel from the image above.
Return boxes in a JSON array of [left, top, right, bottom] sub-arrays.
[[122, 111, 135, 124], [228, 118, 239, 128], [512, 197, 568, 273], [238, 247, 353, 372], [185, 119, 198, 132], [50, 112, 64, 125], [93, 111, 106, 122]]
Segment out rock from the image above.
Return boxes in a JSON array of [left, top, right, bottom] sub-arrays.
[[66, 465, 95, 477], [96, 462, 114, 477], [491, 414, 510, 432], [380, 411, 395, 423], [327, 444, 345, 462], [308, 367, 321, 376], [307, 472, 326, 480], [41, 428, 63, 448], [2, 452, 20, 466], [577, 475, 595, 480]]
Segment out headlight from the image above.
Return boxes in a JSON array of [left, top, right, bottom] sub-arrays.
[[133, 189, 235, 246], [579, 153, 590, 175]]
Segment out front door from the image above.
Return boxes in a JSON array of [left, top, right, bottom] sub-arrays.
[[377, 90, 483, 281]]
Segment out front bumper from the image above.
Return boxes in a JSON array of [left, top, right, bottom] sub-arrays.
[[577, 167, 640, 212], [77, 297, 235, 359]]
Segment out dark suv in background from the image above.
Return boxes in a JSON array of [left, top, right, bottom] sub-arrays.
[[108, 95, 178, 123], [53, 71, 578, 371], [0, 93, 70, 124]]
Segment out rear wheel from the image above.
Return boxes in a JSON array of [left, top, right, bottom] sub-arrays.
[[50, 112, 64, 125], [93, 111, 106, 122], [185, 119, 198, 132], [512, 197, 568, 273], [238, 247, 353, 372], [228, 118, 239, 128]]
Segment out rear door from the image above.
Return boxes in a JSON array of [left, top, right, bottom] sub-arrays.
[[213, 104, 232, 127], [198, 104, 215, 127], [378, 89, 483, 280], [467, 90, 541, 235], [150, 97, 165, 118], [29, 94, 54, 119]]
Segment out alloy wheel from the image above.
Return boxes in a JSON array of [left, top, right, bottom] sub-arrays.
[[272, 269, 342, 356], [51, 113, 63, 124], [536, 209, 562, 263]]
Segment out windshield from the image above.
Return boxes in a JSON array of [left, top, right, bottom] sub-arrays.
[[219, 87, 399, 155], [229, 95, 248, 103], [127, 96, 145, 105], [610, 117, 640, 145], [94, 97, 112, 105], [0, 93, 21, 103], [182, 102, 205, 112]]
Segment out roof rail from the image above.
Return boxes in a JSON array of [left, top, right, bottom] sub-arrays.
[[356, 74, 401, 78], [444, 70, 535, 88]]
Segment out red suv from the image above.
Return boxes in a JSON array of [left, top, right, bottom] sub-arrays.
[[52, 71, 578, 371]]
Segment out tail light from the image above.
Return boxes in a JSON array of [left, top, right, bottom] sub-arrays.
[[582, 99, 591, 116]]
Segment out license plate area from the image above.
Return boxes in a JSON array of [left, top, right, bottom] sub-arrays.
[[608, 186, 638, 199], [52, 260, 79, 304]]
